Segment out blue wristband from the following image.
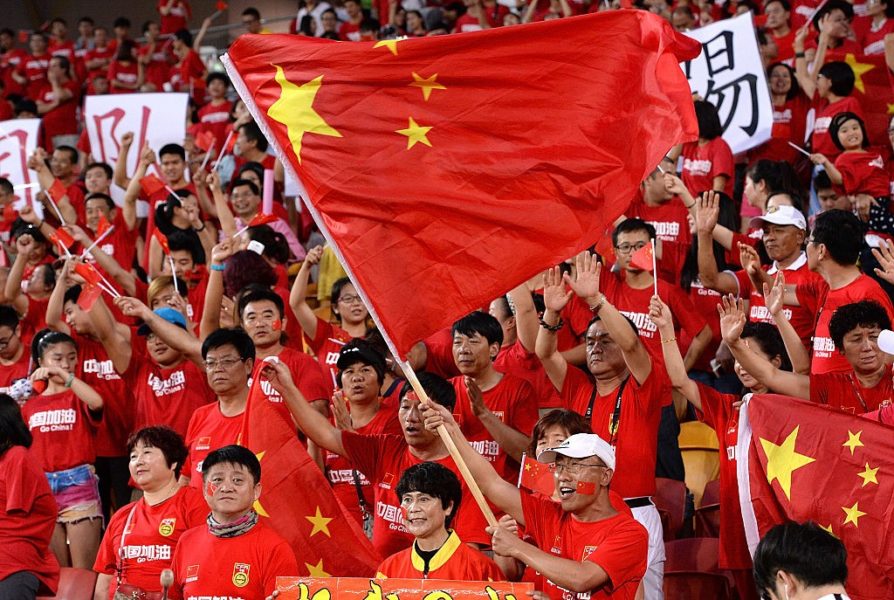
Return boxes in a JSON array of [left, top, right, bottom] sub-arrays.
[[210, 263, 225, 272]]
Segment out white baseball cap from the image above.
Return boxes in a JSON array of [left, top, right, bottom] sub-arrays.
[[751, 205, 807, 231], [537, 433, 616, 470]]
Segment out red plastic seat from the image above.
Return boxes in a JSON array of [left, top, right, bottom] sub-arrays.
[[653, 477, 687, 541], [665, 537, 721, 573], [695, 479, 721, 537], [36, 567, 97, 600], [663, 571, 733, 600]]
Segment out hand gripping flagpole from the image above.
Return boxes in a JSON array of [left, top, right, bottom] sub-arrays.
[[221, 53, 500, 529]]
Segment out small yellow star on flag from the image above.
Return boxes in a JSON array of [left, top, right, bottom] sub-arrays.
[[888, 103, 894, 115], [306, 506, 333, 537], [268, 66, 342, 165], [844, 53, 875, 94], [841, 501, 866, 527], [374, 39, 403, 56], [843, 430, 864, 455], [252, 451, 270, 517], [306, 559, 331, 577], [759, 425, 816, 501], [820, 523, 837, 538], [858, 462, 879, 487], [410, 73, 446, 101], [396, 117, 433, 149]]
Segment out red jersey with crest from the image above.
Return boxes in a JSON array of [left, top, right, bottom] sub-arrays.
[[21, 389, 100, 472], [376, 530, 504, 580], [258, 346, 328, 423], [181, 403, 245, 488], [810, 371, 894, 414], [680, 137, 734, 197], [309, 317, 355, 395], [835, 149, 889, 197], [171, 521, 298, 600], [93, 485, 208, 599], [495, 340, 562, 409], [520, 490, 647, 600]]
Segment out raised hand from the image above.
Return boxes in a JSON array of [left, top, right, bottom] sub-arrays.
[[872, 239, 894, 285], [695, 191, 720, 234], [330, 390, 353, 431], [210, 238, 236, 265], [563, 251, 601, 301], [15, 233, 35, 255], [718, 294, 747, 345], [17, 203, 39, 225], [762, 271, 786, 317], [120, 132, 135, 147], [139, 143, 156, 167], [115, 296, 152, 320], [259, 357, 297, 394], [648, 294, 673, 330], [738, 242, 762, 277], [465, 376, 487, 417], [541, 266, 572, 313], [809, 153, 829, 167], [304, 245, 324, 266]]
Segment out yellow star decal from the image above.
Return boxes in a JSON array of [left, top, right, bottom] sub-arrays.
[[759, 426, 816, 501], [858, 462, 879, 487], [888, 103, 894, 115], [306, 558, 331, 577], [306, 506, 333, 537], [841, 501, 866, 527], [844, 54, 875, 94], [396, 117, 432, 150], [820, 523, 837, 538], [252, 450, 270, 517], [373, 39, 402, 56], [843, 430, 864, 455], [268, 66, 342, 165], [410, 72, 446, 101]]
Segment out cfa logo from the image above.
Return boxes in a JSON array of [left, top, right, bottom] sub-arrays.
[[232, 562, 251, 587], [158, 518, 176, 537]]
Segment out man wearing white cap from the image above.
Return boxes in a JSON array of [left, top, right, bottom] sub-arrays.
[[696, 192, 824, 350], [421, 403, 648, 600]]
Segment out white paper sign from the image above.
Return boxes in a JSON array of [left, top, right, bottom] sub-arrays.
[[0, 119, 41, 206], [84, 93, 189, 178], [681, 13, 773, 154]]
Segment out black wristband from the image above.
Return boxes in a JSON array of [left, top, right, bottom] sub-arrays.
[[795, 52, 806, 58], [539, 317, 564, 332]]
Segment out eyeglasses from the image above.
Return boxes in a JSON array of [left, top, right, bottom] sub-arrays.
[[203, 357, 243, 372], [553, 459, 608, 476], [338, 294, 363, 305], [615, 242, 648, 254]]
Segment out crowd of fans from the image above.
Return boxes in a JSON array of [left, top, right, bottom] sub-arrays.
[[1, 0, 892, 599]]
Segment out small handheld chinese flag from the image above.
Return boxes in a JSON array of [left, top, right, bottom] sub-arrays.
[[216, 0, 228, 10], [248, 212, 278, 227], [96, 214, 111, 237], [50, 228, 75, 253], [195, 130, 216, 152], [518, 454, 556, 497], [77, 284, 103, 311], [629, 243, 655, 272], [140, 174, 167, 197], [153, 228, 170, 255], [73, 262, 103, 287]]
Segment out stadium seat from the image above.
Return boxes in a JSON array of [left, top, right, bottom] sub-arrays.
[[653, 477, 687, 541], [36, 567, 97, 600], [678, 421, 720, 506], [663, 571, 733, 600], [695, 479, 721, 537], [665, 537, 721, 573]]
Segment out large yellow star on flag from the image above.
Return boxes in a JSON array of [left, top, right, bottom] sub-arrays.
[[251, 450, 270, 517], [306, 559, 331, 577], [843, 430, 864, 455], [760, 426, 816, 501], [844, 54, 875, 94], [396, 117, 432, 149], [841, 501, 866, 527], [410, 73, 446, 101], [888, 103, 894, 115], [268, 65, 342, 165], [306, 506, 333, 537], [858, 462, 879, 487], [373, 39, 402, 56]]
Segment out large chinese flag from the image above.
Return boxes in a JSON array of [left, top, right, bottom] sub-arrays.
[[223, 12, 700, 356], [239, 363, 380, 576], [737, 394, 894, 600], [826, 52, 894, 151]]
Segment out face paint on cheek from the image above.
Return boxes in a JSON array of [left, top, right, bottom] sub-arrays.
[[400, 506, 409, 522], [576, 481, 597, 495], [205, 481, 219, 496], [271, 319, 282, 331]]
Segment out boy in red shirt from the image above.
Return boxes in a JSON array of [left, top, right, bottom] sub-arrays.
[[13, 33, 50, 100], [36, 56, 80, 152], [376, 462, 504, 580], [0, 306, 30, 398], [197, 72, 232, 149]]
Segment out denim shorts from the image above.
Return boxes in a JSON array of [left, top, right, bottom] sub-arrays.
[[45, 464, 103, 524]]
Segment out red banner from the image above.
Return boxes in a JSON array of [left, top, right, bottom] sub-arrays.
[[276, 577, 533, 600]]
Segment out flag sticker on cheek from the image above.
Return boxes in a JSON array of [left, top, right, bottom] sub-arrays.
[[271, 319, 282, 331], [576, 481, 597, 495], [205, 482, 219, 496], [400, 506, 409, 522]]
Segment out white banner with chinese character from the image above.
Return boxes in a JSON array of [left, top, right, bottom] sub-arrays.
[[0, 119, 41, 207], [84, 93, 189, 178], [682, 13, 773, 154]]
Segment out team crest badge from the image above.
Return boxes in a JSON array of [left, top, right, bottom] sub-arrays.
[[233, 563, 250, 587], [608, 419, 619, 437], [186, 565, 199, 582], [582, 545, 598, 561], [158, 518, 176, 537]]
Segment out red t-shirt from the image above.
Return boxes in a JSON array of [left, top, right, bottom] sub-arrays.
[[730, 253, 823, 350], [452, 373, 539, 481], [326, 398, 402, 527], [93, 486, 208, 599], [520, 490, 647, 600], [768, 94, 810, 163], [797, 274, 894, 374], [175, 50, 205, 91], [309, 317, 355, 395], [182, 403, 244, 487], [341, 432, 491, 557], [171, 521, 298, 600], [0, 446, 59, 594], [19, 297, 50, 349], [683, 281, 724, 373], [158, 0, 192, 34], [85, 211, 138, 272], [338, 22, 362, 41], [694, 383, 751, 569], [108, 60, 140, 93], [495, 340, 562, 410], [810, 95, 864, 160], [137, 43, 171, 92], [48, 41, 75, 63], [810, 371, 894, 414], [21, 389, 100, 472], [38, 79, 80, 144], [197, 100, 233, 149], [853, 15, 894, 55], [561, 368, 667, 498], [84, 45, 115, 75], [421, 327, 461, 379], [627, 195, 692, 247], [454, 13, 484, 32], [376, 530, 504, 580], [259, 346, 328, 423], [73, 333, 133, 457], [772, 28, 796, 62], [123, 348, 215, 438], [18, 53, 50, 99], [835, 149, 889, 197], [0, 348, 31, 397], [680, 137, 734, 198]]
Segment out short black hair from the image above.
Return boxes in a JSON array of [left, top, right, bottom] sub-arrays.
[[63, 284, 83, 307], [202, 444, 261, 484], [231, 179, 260, 197], [31, 329, 77, 366], [55, 145, 78, 164], [0, 394, 31, 455], [85, 162, 113, 179], [51, 55, 71, 73], [742, 322, 792, 372], [694, 99, 724, 140], [166, 229, 206, 265], [818, 61, 855, 97], [127, 426, 189, 478], [452, 311, 503, 347], [829, 112, 870, 151], [242, 7, 261, 19], [78, 16, 95, 25], [0, 177, 12, 195], [337, 338, 386, 385], [753, 521, 847, 595], [813, 170, 833, 190], [247, 225, 289, 265], [113, 17, 132, 29], [763, 0, 791, 10], [396, 462, 462, 529], [159, 143, 186, 161], [612, 217, 656, 247], [238, 122, 268, 152], [0, 305, 20, 331], [201, 327, 256, 362], [85, 192, 115, 211], [174, 28, 193, 46], [399, 371, 456, 412], [238, 286, 285, 319], [829, 301, 891, 350], [811, 209, 863, 266], [745, 159, 797, 196], [206, 72, 230, 88]]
